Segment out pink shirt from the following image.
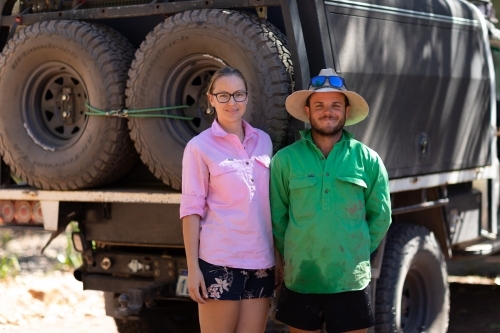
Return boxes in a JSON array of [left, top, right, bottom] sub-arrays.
[[180, 120, 274, 269]]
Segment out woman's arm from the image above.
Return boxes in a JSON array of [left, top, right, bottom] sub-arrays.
[[182, 214, 208, 304]]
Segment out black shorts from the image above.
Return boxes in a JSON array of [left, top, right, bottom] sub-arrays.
[[199, 258, 275, 300], [275, 284, 375, 333]]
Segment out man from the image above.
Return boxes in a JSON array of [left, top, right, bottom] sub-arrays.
[[270, 68, 391, 333]]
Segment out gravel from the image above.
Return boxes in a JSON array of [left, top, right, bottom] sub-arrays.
[[0, 229, 117, 333]]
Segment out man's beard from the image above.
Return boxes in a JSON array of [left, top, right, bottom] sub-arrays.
[[309, 114, 346, 137]]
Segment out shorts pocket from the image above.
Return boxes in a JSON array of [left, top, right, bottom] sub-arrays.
[[209, 161, 246, 203], [335, 176, 367, 220], [289, 177, 319, 220]]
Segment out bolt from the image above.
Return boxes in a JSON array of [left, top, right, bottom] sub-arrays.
[[154, 269, 161, 277], [117, 294, 129, 311], [61, 94, 69, 101], [101, 257, 111, 270], [62, 111, 70, 118], [144, 264, 150, 271]]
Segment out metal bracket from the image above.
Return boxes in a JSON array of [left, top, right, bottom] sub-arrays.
[[255, 6, 267, 19], [102, 202, 112, 220]]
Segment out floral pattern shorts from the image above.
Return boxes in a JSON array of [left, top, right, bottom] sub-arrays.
[[199, 258, 275, 300]]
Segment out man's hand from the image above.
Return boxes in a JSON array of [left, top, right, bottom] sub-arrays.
[[275, 250, 284, 289], [188, 266, 208, 304]]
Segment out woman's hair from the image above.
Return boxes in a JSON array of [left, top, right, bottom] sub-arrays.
[[207, 66, 248, 95]]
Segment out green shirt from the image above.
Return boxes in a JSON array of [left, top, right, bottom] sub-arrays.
[[270, 129, 391, 294]]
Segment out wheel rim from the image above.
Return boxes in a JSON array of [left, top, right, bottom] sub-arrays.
[[22, 62, 89, 149], [400, 269, 427, 332], [162, 54, 227, 145]]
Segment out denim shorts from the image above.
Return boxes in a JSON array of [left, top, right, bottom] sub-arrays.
[[199, 258, 275, 300]]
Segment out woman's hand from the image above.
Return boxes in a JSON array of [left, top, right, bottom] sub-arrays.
[[182, 215, 207, 303], [188, 266, 208, 304]]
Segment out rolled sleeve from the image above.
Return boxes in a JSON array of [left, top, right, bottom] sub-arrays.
[[180, 143, 209, 219]]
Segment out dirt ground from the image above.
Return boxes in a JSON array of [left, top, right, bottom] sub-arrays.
[[1, 230, 500, 333]]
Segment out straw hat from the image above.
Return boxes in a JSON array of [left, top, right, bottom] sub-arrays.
[[285, 68, 369, 126]]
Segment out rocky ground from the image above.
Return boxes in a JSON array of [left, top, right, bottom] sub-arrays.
[[1, 229, 500, 333], [0, 272, 117, 333], [0, 228, 118, 333]]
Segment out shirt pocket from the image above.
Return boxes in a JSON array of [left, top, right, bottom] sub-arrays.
[[255, 155, 270, 197], [209, 161, 246, 203], [335, 176, 367, 221], [289, 177, 319, 220]]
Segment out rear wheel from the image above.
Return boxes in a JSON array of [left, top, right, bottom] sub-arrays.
[[126, 9, 292, 189], [0, 21, 137, 190], [375, 223, 450, 333]]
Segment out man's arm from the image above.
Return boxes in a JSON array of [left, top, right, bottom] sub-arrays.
[[365, 155, 392, 253], [270, 154, 290, 257]]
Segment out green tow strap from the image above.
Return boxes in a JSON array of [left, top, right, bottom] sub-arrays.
[[85, 103, 194, 120]]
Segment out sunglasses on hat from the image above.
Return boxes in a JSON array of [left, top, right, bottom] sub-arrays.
[[310, 75, 345, 89]]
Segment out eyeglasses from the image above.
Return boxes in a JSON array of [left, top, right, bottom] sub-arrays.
[[211, 91, 248, 103], [310, 76, 345, 89]]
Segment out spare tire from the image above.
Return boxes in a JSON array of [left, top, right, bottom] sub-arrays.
[[0, 21, 138, 190], [126, 9, 292, 190]]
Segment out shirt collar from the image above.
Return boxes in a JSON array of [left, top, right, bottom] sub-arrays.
[[211, 119, 259, 139], [299, 129, 354, 145]]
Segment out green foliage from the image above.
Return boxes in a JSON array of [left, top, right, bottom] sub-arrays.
[[0, 230, 20, 279], [0, 230, 13, 247], [0, 222, 83, 280], [0, 254, 20, 279]]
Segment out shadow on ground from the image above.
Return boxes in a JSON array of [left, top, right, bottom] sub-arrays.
[[449, 283, 500, 333]]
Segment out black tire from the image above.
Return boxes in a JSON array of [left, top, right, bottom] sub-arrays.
[[375, 223, 450, 333], [126, 9, 292, 189], [0, 21, 138, 190]]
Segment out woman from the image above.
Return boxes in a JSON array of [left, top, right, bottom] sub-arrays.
[[180, 66, 275, 333]]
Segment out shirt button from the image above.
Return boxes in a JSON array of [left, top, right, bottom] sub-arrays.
[[246, 162, 249, 165], [251, 179, 254, 182], [325, 189, 329, 193], [326, 173, 330, 176]]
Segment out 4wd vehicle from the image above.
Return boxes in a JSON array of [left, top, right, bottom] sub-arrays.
[[1, 0, 500, 332]]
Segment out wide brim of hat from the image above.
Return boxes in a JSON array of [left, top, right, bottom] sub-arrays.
[[285, 88, 369, 126]]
